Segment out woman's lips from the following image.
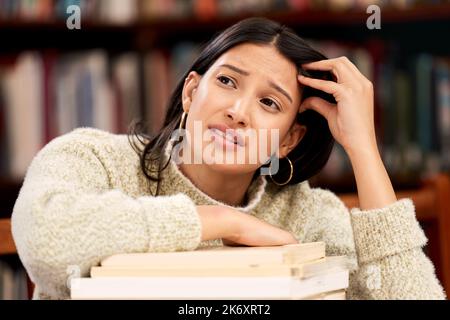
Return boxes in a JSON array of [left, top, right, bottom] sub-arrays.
[[207, 124, 245, 147], [209, 128, 243, 148]]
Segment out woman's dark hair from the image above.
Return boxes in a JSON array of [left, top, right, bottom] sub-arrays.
[[128, 17, 335, 195]]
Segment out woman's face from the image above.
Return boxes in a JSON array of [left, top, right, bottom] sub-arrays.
[[180, 43, 306, 175]]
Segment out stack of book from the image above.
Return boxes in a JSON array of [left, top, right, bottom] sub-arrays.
[[70, 242, 350, 300]]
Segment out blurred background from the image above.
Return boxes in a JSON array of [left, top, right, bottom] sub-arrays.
[[0, 0, 449, 299]]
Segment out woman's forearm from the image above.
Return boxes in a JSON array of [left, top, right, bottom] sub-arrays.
[[347, 143, 397, 211]]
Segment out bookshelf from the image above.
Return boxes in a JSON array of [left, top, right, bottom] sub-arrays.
[[0, 1, 449, 299], [2, 4, 450, 52], [0, 219, 16, 255]]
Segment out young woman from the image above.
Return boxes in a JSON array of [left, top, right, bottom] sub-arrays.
[[12, 17, 445, 300]]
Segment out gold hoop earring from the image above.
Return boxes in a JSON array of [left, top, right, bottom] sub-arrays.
[[269, 156, 293, 186], [179, 111, 188, 130]]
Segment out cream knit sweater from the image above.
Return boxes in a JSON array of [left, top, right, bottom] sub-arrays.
[[11, 128, 445, 300]]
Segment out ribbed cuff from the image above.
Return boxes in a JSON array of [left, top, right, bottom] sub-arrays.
[[350, 198, 428, 264], [139, 193, 201, 252]]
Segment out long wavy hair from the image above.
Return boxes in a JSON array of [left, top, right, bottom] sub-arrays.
[[128, 17, 336, 196]]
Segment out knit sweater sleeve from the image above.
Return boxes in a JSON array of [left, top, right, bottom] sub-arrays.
[[11, 132, 202, 299], [302, 188, 445, 299]]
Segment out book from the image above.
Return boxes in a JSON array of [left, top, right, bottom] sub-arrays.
[[71, 269, 349, 300], [3, 52, 44, 180], [71, 242, 350, 300], [100, 242, 326, 268], [303, 289, 346, 300], [91, 256, 349, 278]]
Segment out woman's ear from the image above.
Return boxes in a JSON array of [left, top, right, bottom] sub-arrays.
[[182, 71, 201, 113], [278, 123, 307, 158]]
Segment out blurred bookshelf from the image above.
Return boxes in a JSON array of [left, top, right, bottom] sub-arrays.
[[0, 0, 450, 299]]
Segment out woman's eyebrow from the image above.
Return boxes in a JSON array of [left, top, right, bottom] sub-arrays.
[[219, 63, 250, 76], [268, 80, 293, 104], [218, 63, 293, 104]]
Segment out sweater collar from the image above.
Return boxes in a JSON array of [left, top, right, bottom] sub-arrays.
[[157, 138, 267, 213]]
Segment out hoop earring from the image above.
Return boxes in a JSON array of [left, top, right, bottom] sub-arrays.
[[269, 156, 293, 186], [179, 111, 188, 130]]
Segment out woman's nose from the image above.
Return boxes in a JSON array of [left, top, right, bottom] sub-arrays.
[[225, 101, 250, 127]]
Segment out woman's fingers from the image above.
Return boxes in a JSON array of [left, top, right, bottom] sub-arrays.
[[298, 74, 341, 96], [302, 57, 347, 82], [299, 96, 336, 120], [302, 56, 364, 83]]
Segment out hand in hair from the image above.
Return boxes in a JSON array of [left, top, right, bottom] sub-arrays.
[[298, 57, 397, 210], [298, 56, 376, 154]]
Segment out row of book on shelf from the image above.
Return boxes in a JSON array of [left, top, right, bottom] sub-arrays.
[[0, 40, 449, 181], [0, 0, 444, 24], [0, 42, 200, 179], [71, 242, 351, 300], [0, 257, 28, 300]]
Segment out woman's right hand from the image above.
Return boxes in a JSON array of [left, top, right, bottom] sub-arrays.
[[196, 205, 298, 246]]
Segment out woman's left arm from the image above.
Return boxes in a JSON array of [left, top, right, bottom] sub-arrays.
[[298, 57, 446, 299]]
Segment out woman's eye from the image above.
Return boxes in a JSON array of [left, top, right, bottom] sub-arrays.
[[216, 77, 280, 110], [261, 98, 280, 110], [217, 75, 235, 87]]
